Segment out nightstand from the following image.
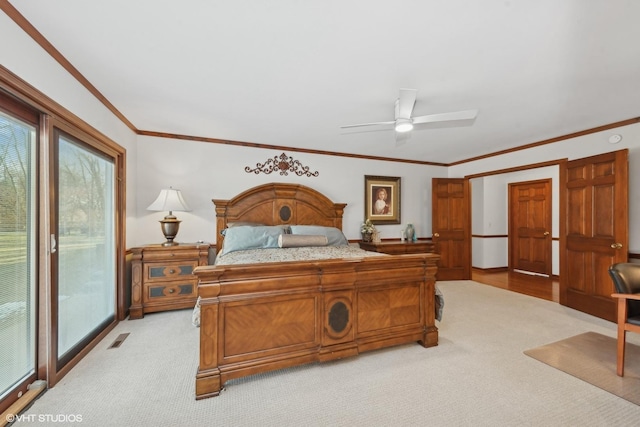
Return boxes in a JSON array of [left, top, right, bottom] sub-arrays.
[[129, 242, 210, 319], [358, 240, 435, 255]]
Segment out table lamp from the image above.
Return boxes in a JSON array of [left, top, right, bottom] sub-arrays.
[[147, 187, 191, 246]]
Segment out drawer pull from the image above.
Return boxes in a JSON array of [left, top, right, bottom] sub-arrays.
[[168, 288, 175, 293], [169, 269, 175, 274]]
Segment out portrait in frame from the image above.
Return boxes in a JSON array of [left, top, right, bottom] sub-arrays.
[[364, 175, 401, 224]]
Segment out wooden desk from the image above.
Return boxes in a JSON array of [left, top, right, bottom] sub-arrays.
[[358, 240, 435, 255]]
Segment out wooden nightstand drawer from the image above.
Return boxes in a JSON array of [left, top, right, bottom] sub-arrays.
[[145, 261, 199, 282], [146, 281, 197, 301], [142, 249, 202, 261]]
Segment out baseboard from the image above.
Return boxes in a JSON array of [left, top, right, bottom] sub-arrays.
[[472, 266, 508, 273], [0, 380, 46, 427], [473, 267, 559, 281]]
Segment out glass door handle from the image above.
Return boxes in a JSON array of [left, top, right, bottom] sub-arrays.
[[50, 234, 57, 254]]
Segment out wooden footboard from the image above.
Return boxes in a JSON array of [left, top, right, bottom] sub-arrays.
[[193, 253, 439, 399]]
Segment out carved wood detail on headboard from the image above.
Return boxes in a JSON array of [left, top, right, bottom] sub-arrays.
[[212, 183, 347, 249]]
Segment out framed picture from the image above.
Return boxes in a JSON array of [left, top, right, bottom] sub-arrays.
[[364, 175, 401, 224]]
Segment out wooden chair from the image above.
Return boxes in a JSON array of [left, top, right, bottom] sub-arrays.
[[608, 263, 640, 376]]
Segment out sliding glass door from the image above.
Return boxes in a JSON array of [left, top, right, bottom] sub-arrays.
[[1, 71, 125, 412], [0, 109, 37, 401], [54, 131, 115, 368]]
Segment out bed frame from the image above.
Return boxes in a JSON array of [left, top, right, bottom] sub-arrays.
[[193, 183, 439, 399]]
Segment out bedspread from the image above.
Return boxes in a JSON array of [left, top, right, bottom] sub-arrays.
[[215, 244, 386, 265]]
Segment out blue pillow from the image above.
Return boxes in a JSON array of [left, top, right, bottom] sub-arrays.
[[220, 225, 284, 255], [289, 225, 349, 246]]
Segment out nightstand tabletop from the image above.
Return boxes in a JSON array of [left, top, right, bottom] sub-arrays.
[[358, 240, 435, 255]]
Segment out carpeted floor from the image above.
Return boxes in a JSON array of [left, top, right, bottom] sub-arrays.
[[15, 281, 640, 426], [525, 332, 640, 406]]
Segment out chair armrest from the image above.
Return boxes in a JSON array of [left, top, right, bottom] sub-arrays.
[[611, 293, 640, 301]]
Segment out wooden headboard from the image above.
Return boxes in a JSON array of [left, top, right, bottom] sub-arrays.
[[212, 183, 347, 249]]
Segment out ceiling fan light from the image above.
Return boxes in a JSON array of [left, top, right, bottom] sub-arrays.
[[395, 118, 413, 133]]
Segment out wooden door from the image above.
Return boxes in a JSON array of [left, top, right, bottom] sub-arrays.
[[509, 179, 552, 276], [432, 178, 471, 280], [560, 150, 628, 322]]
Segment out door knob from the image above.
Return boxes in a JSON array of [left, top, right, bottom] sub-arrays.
[[611, 243, 623, 249], [543, 231, 550, 236], [433, 233, 440, 238]]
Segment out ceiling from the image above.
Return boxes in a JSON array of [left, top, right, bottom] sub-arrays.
[[7, 0, 640, 164]]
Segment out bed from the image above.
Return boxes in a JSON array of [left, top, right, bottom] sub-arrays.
[[193, 183, 440, 399]]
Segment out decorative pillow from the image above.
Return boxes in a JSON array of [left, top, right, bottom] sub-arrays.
[[220, 225, 284, 255], [278, 234, 329, 248], [289, 225, 349, 246]]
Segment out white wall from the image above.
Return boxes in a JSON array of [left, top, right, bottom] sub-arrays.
[[471, 175, 509, 269], [0, 12, 139, 247], [133, 136, 448, 247], [451, 123, 640, 270]]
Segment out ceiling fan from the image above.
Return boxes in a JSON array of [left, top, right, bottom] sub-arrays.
[[340, 88, 478, 143]]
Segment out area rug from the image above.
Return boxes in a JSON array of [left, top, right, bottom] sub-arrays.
[[524, 332, 640, 406]]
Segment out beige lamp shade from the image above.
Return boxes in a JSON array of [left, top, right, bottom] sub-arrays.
[[147, 187, 191, 245], [147, 187, 191, 214]]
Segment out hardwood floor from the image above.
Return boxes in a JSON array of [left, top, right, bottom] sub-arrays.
[[471, 268, 560, 303]]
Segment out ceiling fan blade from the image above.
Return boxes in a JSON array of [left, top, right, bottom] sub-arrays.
[[340, 120, 395, 129], [396, 89, 417, 119], [412, 109, 478, 125], [395, 130, 412, 146]]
